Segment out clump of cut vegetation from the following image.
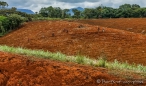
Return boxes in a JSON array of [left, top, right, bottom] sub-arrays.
[[0, 45, 146, 77]]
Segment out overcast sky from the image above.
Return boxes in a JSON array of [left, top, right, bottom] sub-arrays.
[[4, 0, 146, 12]]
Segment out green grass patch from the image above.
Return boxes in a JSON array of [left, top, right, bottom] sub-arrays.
[[0, 45, 146, 77]]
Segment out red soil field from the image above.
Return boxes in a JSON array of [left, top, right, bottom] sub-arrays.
[[77, 18, 146, 34], [0, 52, 145, 86], [0, 51, 111, 86], [0, 19, 146, 85], [0, 20, 146, 65]]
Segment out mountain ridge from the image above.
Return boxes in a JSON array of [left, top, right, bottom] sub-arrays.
[[16, 7, 84, 15], [17, 9, 34, 14], [69, 7, 84, 15]]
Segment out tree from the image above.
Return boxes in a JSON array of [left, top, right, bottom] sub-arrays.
[[0, 1, 8, 9], [11, 7, 17, 11], [119, 4, 131, 9], [99, 6, 115, 18], [72, 9, 81, 18], [95, 6, 103, 18], [53, 7, 62, 18], [131, 4, 141, 17], [132, 4, 140, 9], [62, 9, 70, 18], [39, 7, 48, 17], [82, 8, 96, 19], [117, 4, 133, 18], [47, 6, 54, 18], [138, 8, 146, 17]]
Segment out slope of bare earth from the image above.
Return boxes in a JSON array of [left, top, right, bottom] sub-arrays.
[[76, 18, 146, 34], [0, 20, 146, 65], [0, 19, 146, 85], [0, 51, 145, 86]]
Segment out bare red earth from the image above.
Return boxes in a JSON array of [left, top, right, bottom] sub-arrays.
[[77, 18, 146, 34], [0, 20, 146, 65], [0, 51, 130, 86], [0, 19, 146, 85]]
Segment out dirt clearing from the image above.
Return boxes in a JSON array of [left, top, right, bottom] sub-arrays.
[[0, 20, 146, 65], [0, 19, 146, 85]]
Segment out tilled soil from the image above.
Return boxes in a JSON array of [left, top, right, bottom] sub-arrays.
[[0, 19, 146, 85], [0, 20, 146, 65], [77, 18, 146, 34], [0, 51, 128, 86]]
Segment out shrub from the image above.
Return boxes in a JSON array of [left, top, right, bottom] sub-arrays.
[[0, 16, 9, 35], [0, 14, 25, 36], [7, 14, 24, 30]]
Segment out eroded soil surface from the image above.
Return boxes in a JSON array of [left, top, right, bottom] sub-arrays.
[[0, 20, 146, 65], [0, 19, 146, 85], [0, 51, 131, 86], [77, 18, 146, 34]]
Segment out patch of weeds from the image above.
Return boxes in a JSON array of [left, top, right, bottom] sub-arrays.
[[97, 57, 107, 67], [75, 55, 86, 64], [51, 52, 67, 62], [89, 60, 94, 66], [1, 45, 146, 77], [97, 53, 107, 67]]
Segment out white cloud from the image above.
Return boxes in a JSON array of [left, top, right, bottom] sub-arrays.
[[4, 0, 146, 12]]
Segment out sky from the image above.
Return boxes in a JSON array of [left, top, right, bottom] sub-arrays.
[[4, 0, 146, 12]]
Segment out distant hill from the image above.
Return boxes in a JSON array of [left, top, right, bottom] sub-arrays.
[[17, 9, 34, 14], [69, 7, 84, 16], [16, 7, 84, 15], [74, 7, 84, 11]]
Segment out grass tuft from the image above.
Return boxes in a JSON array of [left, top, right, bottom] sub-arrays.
[[0, 45, 146, 77], [97, 57, 107, 67]]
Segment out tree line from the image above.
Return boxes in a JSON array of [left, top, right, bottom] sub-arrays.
[[39, 4, 146, 19], [1, 1, 146, 19], [39, 6, 70, 18]]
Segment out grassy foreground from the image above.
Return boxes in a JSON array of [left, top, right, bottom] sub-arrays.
[[0, 45, 146, 78]]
